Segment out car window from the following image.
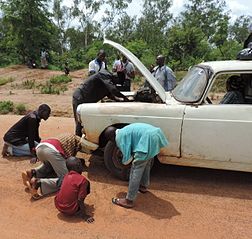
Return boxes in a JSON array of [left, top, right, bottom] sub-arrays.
[[206, 73, 252, 104], [173, 66, 208, 103]]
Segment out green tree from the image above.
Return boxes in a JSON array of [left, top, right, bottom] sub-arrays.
[[102, 0, 132, 31], [105, 13, 136, 44], [71, 0, 102, 47], [229, 15, 251, 45], [1, 0, 58, 63], [135, 0, 173, 55], [166, 22, 210, 70], [182, 0, 230, 45]]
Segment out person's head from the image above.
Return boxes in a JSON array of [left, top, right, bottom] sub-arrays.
[[226, 75, 244, 92], [156, 55, 165, 67], [66, 156, 83, 174], [37, 104, 51, 120], [97, 49, 106, 62], [104, 126, 117, 142], [121, 55, 128, 63]]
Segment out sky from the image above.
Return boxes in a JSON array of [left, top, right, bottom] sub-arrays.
[[63, 0, 252, 25], [127, 0, 252, 22]]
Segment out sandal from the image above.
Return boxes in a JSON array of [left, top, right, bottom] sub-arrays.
[[112, 197, 133, 208], [139, 185, 148, 194]]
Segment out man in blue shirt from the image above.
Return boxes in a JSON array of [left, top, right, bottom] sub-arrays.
[[104, 123, 169, 208], [152, 55, 176, 91]]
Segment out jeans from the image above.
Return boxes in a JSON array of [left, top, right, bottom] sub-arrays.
[[9, 142, 38, 156], [126, 157, 153, 201]]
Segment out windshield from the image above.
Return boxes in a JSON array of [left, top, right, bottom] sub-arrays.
[[173, 66, 208, 103]]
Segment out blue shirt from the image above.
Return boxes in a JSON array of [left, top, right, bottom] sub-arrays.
[[152, 65, 176, 91], [115, 123, 169, 165]]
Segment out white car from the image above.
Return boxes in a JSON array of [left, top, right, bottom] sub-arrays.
[[77, 39, 252, 180]]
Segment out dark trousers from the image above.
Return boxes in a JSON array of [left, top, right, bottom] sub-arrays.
[[72, 89, 84, 137]]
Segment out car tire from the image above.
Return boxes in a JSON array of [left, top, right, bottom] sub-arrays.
[[104, 141, 130, 181]]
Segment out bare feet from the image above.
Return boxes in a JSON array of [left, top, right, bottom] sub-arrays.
[[1, 143, 9, 157], [27, 178, 42, 200], [21, 170, 33, 187]]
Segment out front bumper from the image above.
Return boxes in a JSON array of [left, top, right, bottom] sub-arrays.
[[80, 135, 99, 154]]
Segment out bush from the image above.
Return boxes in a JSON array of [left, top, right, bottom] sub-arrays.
[[14, 103, 27, 115], [0, 100, 14, 114], [40, 83, 60, 94], [0, 77, 15, 86], [21, 79, 36, 89], [49, 75, 72, 84]]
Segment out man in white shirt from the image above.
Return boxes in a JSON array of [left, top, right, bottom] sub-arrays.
[[88, 49, 107, 76], [112, 55, 135, 91]]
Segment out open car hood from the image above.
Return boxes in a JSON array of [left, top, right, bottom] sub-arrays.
[[103, 39, 166, 103]]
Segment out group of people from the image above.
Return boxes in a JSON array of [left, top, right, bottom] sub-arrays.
[[3, 32, 252, 222], [2, 104, 168, 222], [88, 49, 177, 92]]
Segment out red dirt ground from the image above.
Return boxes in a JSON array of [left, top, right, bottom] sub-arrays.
[[0, 66, 252, 239]]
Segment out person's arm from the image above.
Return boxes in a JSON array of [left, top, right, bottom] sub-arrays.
[[165, 67, 176, 91], [88, 61, 96, 76], [27, 116, 39, 156], [105, 82, 129, 102], [78, 199, 94, 223], [126, 64, 135, 79], [78, 181, 94, 223]]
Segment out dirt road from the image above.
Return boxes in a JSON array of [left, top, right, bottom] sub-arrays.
[[1, 115, 252, 239]]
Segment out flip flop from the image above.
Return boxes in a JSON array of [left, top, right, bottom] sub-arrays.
[[138, 186, 148, 194], [112, 197, 133, 209]]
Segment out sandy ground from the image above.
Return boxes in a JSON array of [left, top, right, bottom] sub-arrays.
[[0, 66, 252, 239]]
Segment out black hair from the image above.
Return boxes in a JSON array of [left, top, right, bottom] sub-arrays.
[[38, 104, 51, 113], [66, 156, 83, 173]]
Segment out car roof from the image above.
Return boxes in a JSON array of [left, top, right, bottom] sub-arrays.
[[198, 60, 252, 73]]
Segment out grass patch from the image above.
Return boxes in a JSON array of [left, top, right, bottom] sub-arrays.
[[40, 81, 67, 94], [21, 79, 36, 89], [49, 74, 72, 84], [0, 100, 14, 114], [0, 77, 15, 86], [14, 103, 27, 115]]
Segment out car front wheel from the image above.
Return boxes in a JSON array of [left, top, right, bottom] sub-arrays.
[[104, 141, 130, 181]]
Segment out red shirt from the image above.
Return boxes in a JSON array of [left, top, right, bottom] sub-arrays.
[[54, 171, 89, 215]]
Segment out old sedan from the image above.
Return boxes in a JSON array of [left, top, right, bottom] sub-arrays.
[[77, 39, 252, 180]]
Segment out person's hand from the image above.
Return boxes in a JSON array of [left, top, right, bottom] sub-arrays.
[[83, 215, 95, 223], [30, 157, 38, 164], [124, 97, 130, 102]]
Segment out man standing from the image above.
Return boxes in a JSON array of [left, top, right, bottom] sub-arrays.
[[2, 104, 51, 157], [152, 55, 176, 91], [72, 69, 129, 136], [104, 123, 169, 208], [112, 55, 135, 91], [40, 48, 49, 69], [88, 49, 107, 76]]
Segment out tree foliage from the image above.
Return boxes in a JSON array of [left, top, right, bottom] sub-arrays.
[[1, 0, 58, 63], [0, 0, 251, 70]]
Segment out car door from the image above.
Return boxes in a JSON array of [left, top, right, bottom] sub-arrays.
[[181, 104, 252, 164]]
